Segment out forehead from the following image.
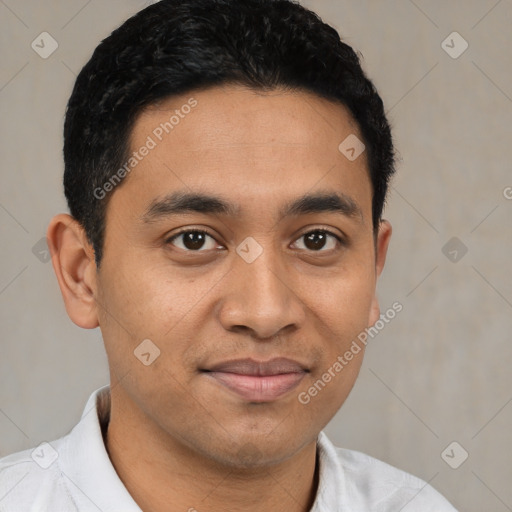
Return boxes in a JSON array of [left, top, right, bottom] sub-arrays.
[[137, 84, 363, 152], [107, 84, 372, 225]]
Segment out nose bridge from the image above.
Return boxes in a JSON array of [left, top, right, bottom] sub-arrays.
[[217, 237, 304, 338]]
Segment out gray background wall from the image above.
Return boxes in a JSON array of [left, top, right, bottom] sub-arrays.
[[1, 1, 511, 510]]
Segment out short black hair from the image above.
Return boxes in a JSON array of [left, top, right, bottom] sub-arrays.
[[64, 0, 395, 267]]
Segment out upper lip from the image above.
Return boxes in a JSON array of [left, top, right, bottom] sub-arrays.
[[203, 357, 309, 376]]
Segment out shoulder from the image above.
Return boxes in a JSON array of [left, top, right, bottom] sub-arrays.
[[0, 440, 76, 511], [316, 432, 457, 511], [335, 445, 458, 511]]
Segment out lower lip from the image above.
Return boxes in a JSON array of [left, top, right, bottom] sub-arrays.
[[205, 371, 306, 402]]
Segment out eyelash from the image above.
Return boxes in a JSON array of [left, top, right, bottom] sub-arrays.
[[165, 227, 344, 252]]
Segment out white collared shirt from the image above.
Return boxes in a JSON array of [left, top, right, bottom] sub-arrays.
[[0, 385, 457, 511]]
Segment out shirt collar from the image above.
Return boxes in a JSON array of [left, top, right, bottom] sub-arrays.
[[59, 385, 345, 511], [311, 431, 347, 511], [58, 384, 142, 511]]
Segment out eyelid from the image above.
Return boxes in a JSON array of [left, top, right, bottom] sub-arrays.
[[295, 225, 344, 241]]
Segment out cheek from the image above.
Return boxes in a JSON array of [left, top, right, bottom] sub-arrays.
[[96, 257, 216, 376], [299, 263, 376, 336], [99, 256, 192, 334]]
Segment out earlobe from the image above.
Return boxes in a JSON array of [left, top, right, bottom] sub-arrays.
[[46, 214, 99, 329]]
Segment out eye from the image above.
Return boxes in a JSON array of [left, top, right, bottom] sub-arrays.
[[166, 229, 220, 251], [292, 229, 342, 252]]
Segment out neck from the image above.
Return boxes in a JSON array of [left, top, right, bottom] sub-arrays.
[[102, 389, 320, 512]]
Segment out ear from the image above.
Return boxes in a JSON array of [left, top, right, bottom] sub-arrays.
[[46, 213, 99, 329], [368, 219, 392, 327]]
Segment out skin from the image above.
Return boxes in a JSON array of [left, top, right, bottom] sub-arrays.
[[47, 84, 391, 512]]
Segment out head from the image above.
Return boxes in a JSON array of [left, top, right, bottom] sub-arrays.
[[49, 0, 395, 469]]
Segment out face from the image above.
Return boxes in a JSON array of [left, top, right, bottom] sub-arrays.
[[92, 84, 390, 468]]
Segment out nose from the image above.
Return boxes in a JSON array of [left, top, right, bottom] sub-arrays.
[[216, 246, 305, 340]]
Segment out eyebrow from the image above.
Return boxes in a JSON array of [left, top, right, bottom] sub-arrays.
[[140, 190, 363, 223]]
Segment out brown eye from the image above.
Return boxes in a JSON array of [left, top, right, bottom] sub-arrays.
[[167, 230, 219, 251], [292, 230, 341, 252]]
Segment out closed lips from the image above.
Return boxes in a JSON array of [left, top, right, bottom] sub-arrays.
[[201, 357, 309, 402], [202, 357, 309, 375]]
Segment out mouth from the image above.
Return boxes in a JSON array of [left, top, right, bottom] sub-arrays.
[[201, 357, 309, 403]]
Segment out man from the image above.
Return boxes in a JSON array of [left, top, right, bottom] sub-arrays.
[[0, 0, 456, 510]]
